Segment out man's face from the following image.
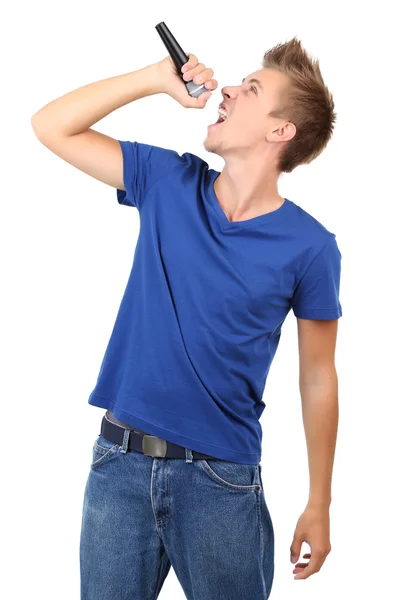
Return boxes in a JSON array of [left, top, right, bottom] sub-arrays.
[[204, 68, 289, 158]]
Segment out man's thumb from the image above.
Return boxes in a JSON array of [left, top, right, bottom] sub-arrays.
[[290, 540, 301, 563], [186, 91, 212, 109]]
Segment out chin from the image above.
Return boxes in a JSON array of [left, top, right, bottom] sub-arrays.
[[203, 137, 223, 155]]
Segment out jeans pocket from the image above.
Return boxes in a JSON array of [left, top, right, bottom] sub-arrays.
[[91, 433, 121, 469], [198, 459, 261, 492]]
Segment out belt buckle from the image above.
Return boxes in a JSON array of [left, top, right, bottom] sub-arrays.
[[142, 434, 167, 458]]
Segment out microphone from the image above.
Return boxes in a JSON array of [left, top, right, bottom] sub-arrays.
[[155, 22, 208, 98]]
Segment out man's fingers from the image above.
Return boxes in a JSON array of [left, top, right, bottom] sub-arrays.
[[204, 79, 218, 90], [181, 53, 198, 72], [178, 52, 215, 109], [182, 63, 205, 81], [293, 551, 324, 579]]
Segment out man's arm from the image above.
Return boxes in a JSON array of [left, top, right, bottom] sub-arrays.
[[298, 317, 339, 508], [290, 317, 339, 579], [30, 54, 215, 192], [30, 63, 164, 190]]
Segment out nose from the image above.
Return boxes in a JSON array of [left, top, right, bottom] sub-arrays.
[[221, 83, 241, 101]]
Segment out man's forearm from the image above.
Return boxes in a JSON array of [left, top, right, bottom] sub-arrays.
[[300, 368, 339, 508], [31, 62, 163, 139]]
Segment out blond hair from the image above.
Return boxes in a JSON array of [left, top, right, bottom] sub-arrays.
[[262, 37, 336, 173]]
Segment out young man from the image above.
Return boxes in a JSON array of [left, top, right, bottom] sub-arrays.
[[32, 37, 342, 600]]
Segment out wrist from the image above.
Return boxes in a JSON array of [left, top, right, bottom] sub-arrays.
[[148, 61, 169, 95], [307, 497, 331, 511], [126, 62, 166, 99]]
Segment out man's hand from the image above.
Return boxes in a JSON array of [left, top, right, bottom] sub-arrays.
[[157, 53, 218, 108], [290, 505, 331, 579]]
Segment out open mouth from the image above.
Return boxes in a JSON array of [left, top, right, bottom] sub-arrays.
[[210, 108, 228, 127]]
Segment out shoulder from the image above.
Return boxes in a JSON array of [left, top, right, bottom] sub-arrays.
[[289, 199, 336, 241], [287, 199, 341, 279], [288, 199, 339, 248]]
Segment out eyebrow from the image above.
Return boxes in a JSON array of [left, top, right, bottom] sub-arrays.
[[242, 77, 264, 90]]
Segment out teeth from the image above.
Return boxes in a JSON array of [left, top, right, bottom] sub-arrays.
[[218, 108, 228, 120]]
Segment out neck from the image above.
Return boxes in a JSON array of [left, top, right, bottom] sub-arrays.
[[214, 158, 284, 223]]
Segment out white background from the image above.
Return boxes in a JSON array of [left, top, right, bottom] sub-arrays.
[[2, 0, 399, 598]]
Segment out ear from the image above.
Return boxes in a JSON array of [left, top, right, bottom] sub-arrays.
[[267, 121, 296, 143]]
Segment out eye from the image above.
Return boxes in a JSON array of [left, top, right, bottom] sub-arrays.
[[242, 80, 258, 95]]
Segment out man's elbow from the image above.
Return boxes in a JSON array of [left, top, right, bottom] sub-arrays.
[[299, 362, 338, 389]]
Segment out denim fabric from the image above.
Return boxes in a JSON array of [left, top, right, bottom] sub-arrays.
[[80, 428, 275, 599]]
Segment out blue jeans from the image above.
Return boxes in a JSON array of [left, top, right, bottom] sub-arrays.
[[80, 427, 275, 599]]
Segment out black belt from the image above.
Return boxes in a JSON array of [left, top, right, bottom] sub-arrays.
[[101, 415, 219, 460]]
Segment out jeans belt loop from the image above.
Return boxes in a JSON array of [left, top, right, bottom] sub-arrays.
[[120, 428, 130, 454]]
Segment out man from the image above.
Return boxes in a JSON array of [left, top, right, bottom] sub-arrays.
[[32, 36, 341, 600]]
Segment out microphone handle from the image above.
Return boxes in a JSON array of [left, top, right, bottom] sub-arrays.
[[155, 21, 208, 98]]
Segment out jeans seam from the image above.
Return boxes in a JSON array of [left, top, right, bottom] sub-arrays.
[[256, 490, 268, 599], [150, 461, 164, 539]]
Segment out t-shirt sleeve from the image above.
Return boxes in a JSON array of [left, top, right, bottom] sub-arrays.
[[116, 140, 184, 210], [291, 235, 343, 320]]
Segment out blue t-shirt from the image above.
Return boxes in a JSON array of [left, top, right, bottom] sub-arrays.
[[88, 140, 342, 464]]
